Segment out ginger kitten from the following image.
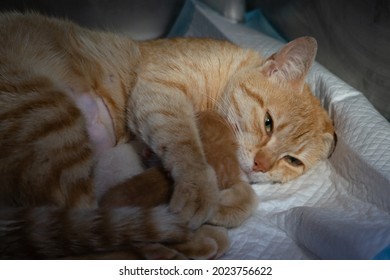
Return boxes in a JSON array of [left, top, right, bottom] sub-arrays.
[[0, 12, 335, 259]]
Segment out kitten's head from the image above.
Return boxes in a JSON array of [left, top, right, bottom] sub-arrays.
[[221, 37, 335, 184]]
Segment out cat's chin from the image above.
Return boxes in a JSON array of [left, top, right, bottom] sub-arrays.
[[245, 171, 273, 185], [238, 166, 272, 184]]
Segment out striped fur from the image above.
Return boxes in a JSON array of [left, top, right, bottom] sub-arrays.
[[0, 206, 187, 259], [0, 12, 335, 259]]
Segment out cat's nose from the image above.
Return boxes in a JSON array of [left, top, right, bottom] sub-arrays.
[[253, 155, 271, 173]]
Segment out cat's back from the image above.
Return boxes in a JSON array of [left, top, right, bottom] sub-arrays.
[[0, 12, 73, 45], [0, 12, 88, 96], [0, 12, 76, 73], [0, 12, 138, 89], [139, 37, 259, 73]]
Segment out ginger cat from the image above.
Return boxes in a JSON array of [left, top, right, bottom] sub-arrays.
[[0, 12, 335, 259]]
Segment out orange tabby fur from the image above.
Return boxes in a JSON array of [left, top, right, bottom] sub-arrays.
[[0, 12, 335, 259], [101, 111, 258, 228]]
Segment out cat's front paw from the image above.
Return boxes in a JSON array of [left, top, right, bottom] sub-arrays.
[[208, 182, 258, 228], [170, 164, 219, 229]]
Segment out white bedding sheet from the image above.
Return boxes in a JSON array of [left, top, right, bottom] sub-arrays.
[[170, 0, 390, 259]]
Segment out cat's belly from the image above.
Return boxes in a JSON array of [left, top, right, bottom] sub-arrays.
[[64, 89, 144, 197], [93, 143, 144, 200], [65, 89, 116, 154]]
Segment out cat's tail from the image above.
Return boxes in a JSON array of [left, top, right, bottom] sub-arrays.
[[0, 205, 188, 259]]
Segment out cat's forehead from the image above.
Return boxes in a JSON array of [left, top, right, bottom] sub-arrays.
[[249, 80, 322, 120], [271, 99, 333, 161], [240, 74, 332, 134], [244, 74, 303, 103], [271, 95, 328, 138]]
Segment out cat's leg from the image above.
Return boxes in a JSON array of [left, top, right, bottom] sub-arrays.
[[127, 79, 219, 228], [99, 167, 173, 208], [208, 182, 258, 228]]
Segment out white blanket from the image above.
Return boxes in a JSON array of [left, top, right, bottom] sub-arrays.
[[170, 0, 390, 259]]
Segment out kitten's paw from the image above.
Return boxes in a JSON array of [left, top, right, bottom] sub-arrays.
[[197, 225, 230, 259], [208, 182, 258, 228], [137, 243, 188, 260], [169, 165, 219, 229], [171, 225, 230, 259]]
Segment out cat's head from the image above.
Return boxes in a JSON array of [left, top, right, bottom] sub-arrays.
[[221, 37, 336, 184]]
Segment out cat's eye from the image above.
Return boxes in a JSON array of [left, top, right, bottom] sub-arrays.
[[264, 112, 273, 135], [284, 155, 303, 167]]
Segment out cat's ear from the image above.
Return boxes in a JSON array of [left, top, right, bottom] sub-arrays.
[[325, 132, 337, 158], [261, 36, 317, 92]]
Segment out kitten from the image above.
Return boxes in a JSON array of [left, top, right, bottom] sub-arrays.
[[101, 111, 258, 228], [0, 12, 335, 259]]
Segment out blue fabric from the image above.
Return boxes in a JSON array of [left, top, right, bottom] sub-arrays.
[[373, 244, 390, 260], [244, 9, 286, 42], [168, 0, 195, 37], [168, 0, 286, 42]]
